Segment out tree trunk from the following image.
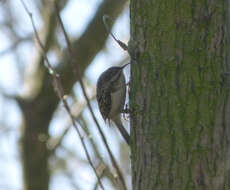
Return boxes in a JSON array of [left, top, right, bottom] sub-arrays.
[[130, 0, 230, 189]]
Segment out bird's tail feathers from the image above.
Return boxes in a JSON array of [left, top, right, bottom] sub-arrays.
[[113, 116, 130, 145]]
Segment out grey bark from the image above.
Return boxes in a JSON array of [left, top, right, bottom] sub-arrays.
[[130, 0, 230, 189]]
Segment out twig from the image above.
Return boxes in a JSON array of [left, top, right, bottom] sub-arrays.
[[49, 94, 95, 154], [103, 15, 128, 51], [54, 2, 127, 190], [48, 123, 70, 154], [20, 1, 105, 189]]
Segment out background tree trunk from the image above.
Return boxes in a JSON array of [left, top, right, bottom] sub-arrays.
[[130, 0, 230, 189]]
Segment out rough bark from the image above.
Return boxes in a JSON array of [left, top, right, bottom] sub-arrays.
[[130, 0, 230, 189], [17, 0, 127, 189]]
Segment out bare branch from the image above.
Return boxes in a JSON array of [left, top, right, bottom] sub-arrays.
[[103, 14, 128, 51], [54, 2, 127, 190], [20, 0, 105, 189], [48, 93, 96, 154]]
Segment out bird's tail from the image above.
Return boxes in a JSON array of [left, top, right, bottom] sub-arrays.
[[113, 116, 130, 145]]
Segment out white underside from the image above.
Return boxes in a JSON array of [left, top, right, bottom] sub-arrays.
[[108, 74, 126, 119]]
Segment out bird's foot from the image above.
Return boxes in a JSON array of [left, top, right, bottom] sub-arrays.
[[122, 104, 130, 121]]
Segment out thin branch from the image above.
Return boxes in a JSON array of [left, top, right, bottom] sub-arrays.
[[20, 1, 105, 190], [48, 94, 95, 154], [54, 2, 127, 190], [48, 123, 70, 153], [103, 14, 128, 51]]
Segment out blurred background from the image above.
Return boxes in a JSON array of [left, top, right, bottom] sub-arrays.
[[0, 0, 130, 189]]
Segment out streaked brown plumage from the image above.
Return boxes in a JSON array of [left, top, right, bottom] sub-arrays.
[[96, 63, 130, 144]]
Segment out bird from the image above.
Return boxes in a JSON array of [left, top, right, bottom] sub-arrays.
[[96, 63, 130, 145]]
